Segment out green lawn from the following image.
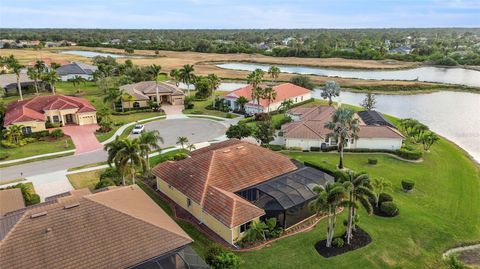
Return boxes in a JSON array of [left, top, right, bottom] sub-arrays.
[[183, 90, 237, 118], [1, 137, 74, 161], [238, 140, 480, 268], [67, 169, 105, 190]]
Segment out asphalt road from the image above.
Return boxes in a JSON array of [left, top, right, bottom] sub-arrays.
[[0, 118, 227, 182]]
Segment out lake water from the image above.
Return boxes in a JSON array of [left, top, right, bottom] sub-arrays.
[[59, 50, 138, 58], [217, 62, 480, 88], [214, 82, 480, 162]]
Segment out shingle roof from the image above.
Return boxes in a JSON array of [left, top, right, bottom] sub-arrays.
[[0, 189, 25, 216], [0, 185, 192, 269], [152, 140, 298, 227], [226, 83, 311, 108], [357, 110, 396, 128], [0, 74, 34, 89], [3, 95, 96, 127], [120, 81, 185, 100], [56, 61, 97, 76]]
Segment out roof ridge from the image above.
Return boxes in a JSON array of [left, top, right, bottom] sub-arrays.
[[199, 151, 216, 206], [84, 194, 192, 242]]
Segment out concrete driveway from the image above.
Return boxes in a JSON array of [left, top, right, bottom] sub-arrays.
[[130, 118, 227, 147], [62, 124, 103, 155], [162, 105, 186, 119]]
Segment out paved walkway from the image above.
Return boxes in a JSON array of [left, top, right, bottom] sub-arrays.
[[26, 170, 73, 202], [62, 124, 103, 155]]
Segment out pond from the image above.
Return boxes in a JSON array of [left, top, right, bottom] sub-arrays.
[[217, 62, 480, 88], [59, 50, 141, 58], [213, 82, 480, 162]]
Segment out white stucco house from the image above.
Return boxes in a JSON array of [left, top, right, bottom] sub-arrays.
[[56, 62, 98, 81], [223, 83, 312, 115], [281, 106, 404, 151]]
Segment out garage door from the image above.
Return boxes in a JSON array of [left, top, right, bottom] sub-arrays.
[[80, 116, 95, 125], [173, 98, 183, 105]]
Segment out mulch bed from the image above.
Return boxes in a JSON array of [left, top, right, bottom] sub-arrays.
[[315, 227, 372, 258]]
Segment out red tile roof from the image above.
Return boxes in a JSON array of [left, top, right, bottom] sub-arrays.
[[226, 83, 311, 108], [4, 95, 96, 127], [152, 140, 298, 227]]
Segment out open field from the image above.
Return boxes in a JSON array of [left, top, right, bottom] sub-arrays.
[[0, 47, 452, 91]]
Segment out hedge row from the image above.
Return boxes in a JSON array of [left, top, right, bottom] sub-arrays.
[[315, 146, 422, 160]]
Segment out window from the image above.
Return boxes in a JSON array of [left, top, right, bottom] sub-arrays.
[[133, 102, 140, 108], [240, 221, 251, 233], [237, 189, 257, 202], [301, 96, 304, 101], [187, 198, 192, 208], [22, 126, 32, 135], [295, 97, 298, 102], [52, 115, 60, 123]]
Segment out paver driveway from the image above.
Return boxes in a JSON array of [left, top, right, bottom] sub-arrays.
[[62, 124, 103, 155]]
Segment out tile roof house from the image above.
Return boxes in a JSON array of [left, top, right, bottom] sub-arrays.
[[3, 95, 97, 134], [282, 105, 404, 151], [224, 83, 312, 115], [56, 61, 98, 81], [120, 81, 185, 108], [0, 189, 25, 216], [27, 58, 71, 69], [152, 139, 334, 245], [0, 185, 208, 269], [0, 73, 37, 94]]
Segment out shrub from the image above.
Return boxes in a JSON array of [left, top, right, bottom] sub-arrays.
[[50, 129, 64, 138], [310, 146, 321, 152], [401, 179, 415, 191], [332, 237, 345, 248], [27, 194, 41, 205], [0, 152, 9, 160], [205, 245, 224, 267], [95, 178, 116, 190], [274, 115, 292, 129], [254, 113, 270, 121], [368, 158, 378, 165], [378, 192, 393, 206], [26, 130, 49, 139], [322, 145, 338, 152], [205, 245, 240, 269], [173, 153, 188, 161], [265, 144, 284, 151], [1, 140, 19, 148], [396, 148, 423, 160], [288, 146, 303, 151], [380, 201, 399, 216], [226, 113, 234, 119]]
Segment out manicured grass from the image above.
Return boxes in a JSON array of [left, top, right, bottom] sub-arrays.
[[243, 113, 290, 129], [0, 137, 74, 161], [67, 169, 105, 190], [149, 149, 188, 166], [183, 90, 237, 118], [238, 139, 480, 268]]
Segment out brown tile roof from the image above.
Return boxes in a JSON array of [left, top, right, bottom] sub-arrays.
[[0, 189, 25, 216], [226, 83, 311, 108], [283, 105, 404, 140], [120, 81, 185, 100], [153, 140, 298, 227], [4, 95, 96, 127], [0, 185, 192, 269]]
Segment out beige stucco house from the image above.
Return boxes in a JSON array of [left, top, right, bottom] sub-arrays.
[[119, 81, 185, 109], [3, 95, 97, 134]]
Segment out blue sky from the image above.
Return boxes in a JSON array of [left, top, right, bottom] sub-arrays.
[[1, 0, 479, 29]]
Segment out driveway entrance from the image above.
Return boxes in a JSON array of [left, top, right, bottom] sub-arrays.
[[61, 124, 103, 155]]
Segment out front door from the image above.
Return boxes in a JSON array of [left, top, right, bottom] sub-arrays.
[[65, 114, 74, 124]]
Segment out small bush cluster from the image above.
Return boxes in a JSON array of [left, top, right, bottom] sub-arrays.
[[264, 144, 284, 151], [368, 158, 378, 165], [332, 237, 345, 248], [205, 245, 240, 269], [380, 201, 399, 216], [401, 179, 415, 191], [46, 122, 62, 128], [254, 113, 270, 121], [0, 183, 40, 206], [378, 192, 393, 206], [1, 137, 36, 148], [50, 129, 64, 138], [310, 146, 321, 152], [112, 108, 154, 115]]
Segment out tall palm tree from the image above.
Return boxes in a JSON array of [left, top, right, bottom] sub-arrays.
[[176, 136, 188, 149], [261, 87, 277, 114], [71, 75, 86, 91], [207, 73, 221, 108], [42, 70, 59, 94], [148, 64, 162, 105], [246, 69, 264, 104], [139, 130, 163, 171], [27, 67, 40, 94], [115, 138, 147, 185], [103, 88, 123, 111], [179, 64, 195, 96], [324, 108, 359, 169], [186, 144, 196, 152], [34, 59, 46, 91], [279, 99, 294, 115], [169, 69, 181, 87], [235, 96, 248, 113], [341, 171, 376, 245], [8, 58, 25, 100], [321, 81, 341, 106], [309, 182, 350, 247], [372, 177, 392, 207], [104, 136, 127, 185], [4, 125, 24, 144], [268, 66, 280, 82]]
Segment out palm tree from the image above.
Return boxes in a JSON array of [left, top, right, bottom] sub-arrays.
[[207, 73, 221, 108], [324, 108, 359, 169], [252, 87, 264, 109], [169, 69, 181, 87], [7, 57, 25, 100], [70, 75, 87, 91], [105, 136, 127, 185], [261, 87, 277, 114], [27, 67, 41, 94], [103, 88, 122, 111], [179, 64, 195, 96], [186, 144, 196, 152], [121, 93, 135, 111], [139, 130, 164, 171], [42, 70, 59, 94], [235, 96, 248, 113], [371, 177, 392, 207], [3, 125, 24, 144], [268, 66, 280, 82], [148, 64, 162, 105], [279, 99, 294, 115], [321, 81, 341, 106], [246, 69, 264, 104], [309, 182, 350, 247], [176, 136, 188, 149], [115, 138, 147, 185], [341, 171, 376, 245], [244, 220, 269, 242]]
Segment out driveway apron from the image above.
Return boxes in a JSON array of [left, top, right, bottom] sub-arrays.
[[62, 124, 103, 155]]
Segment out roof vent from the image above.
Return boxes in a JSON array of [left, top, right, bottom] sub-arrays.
[[45, 227, 53, 233], [223, 149, 231, 153], [236, 146, 244, 149], [64, 203, 80, 209], [30, 211, 47, 219]]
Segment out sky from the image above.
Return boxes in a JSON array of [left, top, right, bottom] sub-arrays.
[[0, 0, 479, 29]]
